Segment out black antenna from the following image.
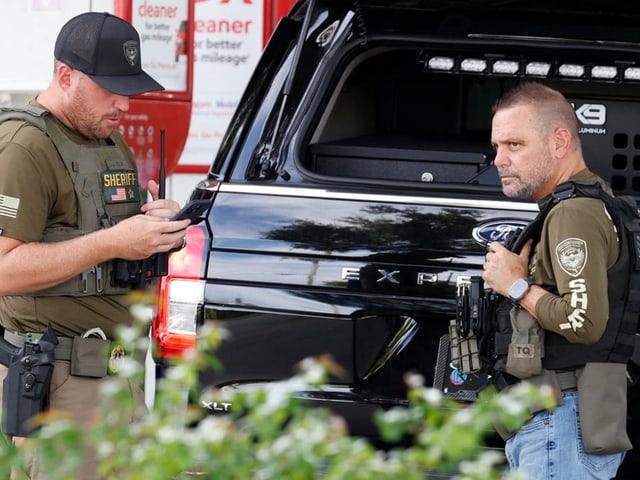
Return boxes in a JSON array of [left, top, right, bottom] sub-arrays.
[[153, 128, 169, 278]]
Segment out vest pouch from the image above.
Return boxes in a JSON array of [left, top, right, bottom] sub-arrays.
[[481, 296, 513, 374], [448, 319, 482, 374], [70, 336, 109, 378], [506, 307, 544, 379], [577, 362, 632, 454]]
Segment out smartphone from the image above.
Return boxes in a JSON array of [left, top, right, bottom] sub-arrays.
[[171, 199, 210, 225]]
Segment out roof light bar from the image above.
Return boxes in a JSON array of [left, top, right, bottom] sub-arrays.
[[424, 55, 639, 83]]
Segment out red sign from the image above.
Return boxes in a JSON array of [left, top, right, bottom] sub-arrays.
[[114, 0, 195, 185]]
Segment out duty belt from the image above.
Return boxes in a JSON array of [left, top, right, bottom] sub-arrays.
[[555, 369, 578, 392], [493, 368, 578, 392], [3, 330, 72, 361]]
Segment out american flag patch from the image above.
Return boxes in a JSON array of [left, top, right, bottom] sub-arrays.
[[0, 194, 20, 218], [111, 188, 128, 202]]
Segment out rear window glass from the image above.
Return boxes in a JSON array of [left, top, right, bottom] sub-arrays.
[[302, 48, 509, 188], [300, 46, 640, 198]]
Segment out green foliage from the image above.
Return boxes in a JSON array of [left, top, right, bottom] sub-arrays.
[[0, 297, 555, 479]]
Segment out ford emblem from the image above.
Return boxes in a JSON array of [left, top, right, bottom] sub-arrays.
[[472, 220, 530, 247]]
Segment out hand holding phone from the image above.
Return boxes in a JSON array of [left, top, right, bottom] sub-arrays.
[[171, 199, 210, 225]]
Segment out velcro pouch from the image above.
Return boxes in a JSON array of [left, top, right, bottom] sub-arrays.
[[70, 336, 109, 378], [505, 308, 544, 379]]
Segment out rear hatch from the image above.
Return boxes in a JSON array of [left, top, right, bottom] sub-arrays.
[[155, 2, 640, 471]]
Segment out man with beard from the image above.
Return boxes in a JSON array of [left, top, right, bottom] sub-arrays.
[[0, 12, 190, 479], [482, 82, 629, 479]]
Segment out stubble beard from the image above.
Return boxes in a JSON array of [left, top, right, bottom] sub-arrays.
[[67, 91, 116, 140], [500, 155, 553, 200], [502, 176, 540, 199]]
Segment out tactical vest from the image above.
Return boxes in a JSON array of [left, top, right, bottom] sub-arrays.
[[484, 181, 640, 379], [0, 105, 144, 296]]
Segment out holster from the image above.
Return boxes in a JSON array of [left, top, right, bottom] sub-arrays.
[[1, 324, 58, 437]]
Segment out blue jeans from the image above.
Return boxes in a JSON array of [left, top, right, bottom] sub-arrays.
[[505, 392, 624, 480]]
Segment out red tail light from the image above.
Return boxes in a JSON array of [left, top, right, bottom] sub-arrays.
[[153, 225, 207, 359]]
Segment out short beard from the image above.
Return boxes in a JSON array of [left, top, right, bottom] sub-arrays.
[[501, 172, 551, 200]]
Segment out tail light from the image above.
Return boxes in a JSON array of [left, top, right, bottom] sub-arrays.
[[153, 225, 207, 359]]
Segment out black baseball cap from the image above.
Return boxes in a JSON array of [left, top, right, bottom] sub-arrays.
[[54, 12, 164, 96]]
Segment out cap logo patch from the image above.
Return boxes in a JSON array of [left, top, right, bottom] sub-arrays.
[[556, 238, 587, 277], [123, 40, 138, 66]]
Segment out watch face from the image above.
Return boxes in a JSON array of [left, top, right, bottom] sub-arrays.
[[509, 279, 530, 301]]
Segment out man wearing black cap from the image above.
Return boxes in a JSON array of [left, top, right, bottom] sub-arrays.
[[0, 11, 190, 479], [54, 11, 165, 96]]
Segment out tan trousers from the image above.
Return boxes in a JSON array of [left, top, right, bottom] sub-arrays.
[[0, 360, 145, 479]]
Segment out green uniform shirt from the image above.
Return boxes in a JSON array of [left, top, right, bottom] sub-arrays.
[[0, 104, 135, 338], [533, 169, 619, 345]]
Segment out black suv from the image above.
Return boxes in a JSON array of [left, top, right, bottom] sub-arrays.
[[152, 1, 640, 476]]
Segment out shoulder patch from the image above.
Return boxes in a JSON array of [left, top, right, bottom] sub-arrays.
[[556, 238, 588, 277]]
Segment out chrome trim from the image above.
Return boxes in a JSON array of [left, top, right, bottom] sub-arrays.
[[219, 183, 539, 212], [363, 316, 419, 380]]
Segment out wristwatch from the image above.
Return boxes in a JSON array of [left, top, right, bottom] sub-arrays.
[[508, 278, 533, 304]]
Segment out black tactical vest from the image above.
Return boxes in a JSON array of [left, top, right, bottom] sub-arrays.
[[0, 105, 144, 296], [484, 181, 640, 377]]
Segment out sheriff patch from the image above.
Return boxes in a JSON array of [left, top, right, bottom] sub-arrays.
[[556, 238, 587, 277], [102, 170, 140, 204]]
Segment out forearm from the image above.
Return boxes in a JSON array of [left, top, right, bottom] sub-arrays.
[[534, 289, 606, 344], [0, 213, 190, 296], [515, 283, 606, 344], [0, 230, 117, 295], [484, 252, 607, 344], [515, 284, 547, 319]]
